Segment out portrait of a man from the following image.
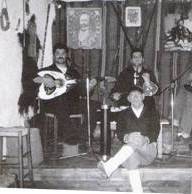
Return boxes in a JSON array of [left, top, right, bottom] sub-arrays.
[[67, 8, 102, 49]]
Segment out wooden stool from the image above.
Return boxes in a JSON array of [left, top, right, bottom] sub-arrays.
[[0, 127, 33, 188]]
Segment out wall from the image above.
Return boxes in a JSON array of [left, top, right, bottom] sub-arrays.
[[0, 0, 48, 127]]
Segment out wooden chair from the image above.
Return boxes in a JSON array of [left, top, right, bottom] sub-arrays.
[[0, 127, 33, 188], [43, 113, 83, 158]]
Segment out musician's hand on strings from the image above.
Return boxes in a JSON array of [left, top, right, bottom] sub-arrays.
[[43, 75, 55, 88], [111, 92, 121, 101]]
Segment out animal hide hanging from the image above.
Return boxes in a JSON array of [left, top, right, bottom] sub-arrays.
[[18, 56, 39, 116], [17, 15, 41, 116]]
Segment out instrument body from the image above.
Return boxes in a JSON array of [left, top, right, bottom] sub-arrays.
[[36, 70, 76, 100]]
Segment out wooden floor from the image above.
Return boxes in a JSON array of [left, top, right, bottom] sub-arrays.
[[8, 137, 192, 193], [25, 139, 192, 193], [27, 153, 192, 193]]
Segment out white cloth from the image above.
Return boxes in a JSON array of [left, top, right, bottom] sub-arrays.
[[129, 169, 143, 193]]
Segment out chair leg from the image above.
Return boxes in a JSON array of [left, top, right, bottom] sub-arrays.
[[54, 116, 58, 154], [18, 132, 24, 188], [43, 116, 48, 155], [26, 129, 33, 182]]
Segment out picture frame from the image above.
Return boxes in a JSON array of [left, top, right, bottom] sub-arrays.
[[67, 8, 102, 49], [125, 6, 141, 27]]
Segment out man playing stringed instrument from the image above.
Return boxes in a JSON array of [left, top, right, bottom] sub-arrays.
[[34, 43, 96, 145]]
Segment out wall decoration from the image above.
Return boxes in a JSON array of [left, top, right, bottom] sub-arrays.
[[125, 7, 141, 27], [0, 0, 10, 31], [67, 8, 102, 49], [164, 3, 192, 51]]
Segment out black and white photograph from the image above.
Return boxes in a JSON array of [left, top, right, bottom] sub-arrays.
[[1, 0, 192, 194]]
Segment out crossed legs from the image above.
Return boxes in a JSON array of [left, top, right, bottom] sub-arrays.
[[97, 133, 157, 192]]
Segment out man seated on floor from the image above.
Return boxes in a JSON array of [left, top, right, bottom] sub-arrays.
[[97, 86, 160, 192]]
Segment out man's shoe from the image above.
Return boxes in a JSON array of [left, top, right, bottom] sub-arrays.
[[97, 161, 111, 178]]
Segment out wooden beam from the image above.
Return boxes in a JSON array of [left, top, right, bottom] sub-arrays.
[[118, 2, 125, 74], [101, 2, 107, 79], [154, 0, 162, 82]]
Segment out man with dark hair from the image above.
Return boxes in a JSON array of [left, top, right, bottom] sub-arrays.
[[110, 48, 158, 109], [34, 43, 83, 145], [98, 87, 160, 192]]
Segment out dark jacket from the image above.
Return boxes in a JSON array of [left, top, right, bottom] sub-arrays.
[[38, 64, 82, 114], [117, 105, 160, 143], [110, 65, 159, 107]]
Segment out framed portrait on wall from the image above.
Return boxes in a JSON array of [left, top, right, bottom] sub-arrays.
[[164, 2, 192, 51], [125, 7, 141, 27], [67, 8, 102, 49]]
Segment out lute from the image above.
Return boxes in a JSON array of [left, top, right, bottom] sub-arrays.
[[33, 70, 77, 100]]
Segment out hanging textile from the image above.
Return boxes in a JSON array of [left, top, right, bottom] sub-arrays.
[[27, 15, 41, 60]]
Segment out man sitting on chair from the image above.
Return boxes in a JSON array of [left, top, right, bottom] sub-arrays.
[[98, 86, 160, 192], [33, 43, 82, 145], [33, 43, 96, 145]]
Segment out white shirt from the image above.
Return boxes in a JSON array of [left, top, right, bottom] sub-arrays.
[[131, 105, 144, 118], [56, 65, 67, 74]]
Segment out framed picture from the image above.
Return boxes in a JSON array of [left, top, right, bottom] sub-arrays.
[[125, 7, 141, 27], [67, 8, 102, 49], [164, 2, 192, 51]]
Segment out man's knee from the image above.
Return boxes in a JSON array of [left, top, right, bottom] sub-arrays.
[[121, 152, 141, 170], [126, 133, 148, 148]]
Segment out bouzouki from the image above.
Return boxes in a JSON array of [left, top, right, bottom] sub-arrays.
[[34, 70, 77, 100], [34, 70, 116, 100]]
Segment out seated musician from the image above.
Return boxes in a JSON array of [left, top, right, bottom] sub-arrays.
[[98, 87, 160, 192], [110, 48, 159, 109], [33, 43, 96, 145]]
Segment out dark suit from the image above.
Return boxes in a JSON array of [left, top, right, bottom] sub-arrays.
[[38, 64, 82, 144], [110, 65, 159, 108]]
